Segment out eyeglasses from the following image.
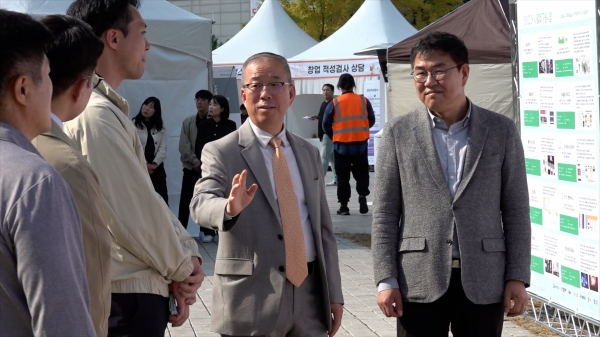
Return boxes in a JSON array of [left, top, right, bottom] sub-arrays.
[[411, 64, 463, 83], [83, 74, 104, 89], [243, 82, 291, 94]]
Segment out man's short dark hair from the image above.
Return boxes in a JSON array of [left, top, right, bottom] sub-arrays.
[[0, 10, 53, 104], [323, 83, 334, 92], [239, 104, 246, 110], [409, 31, 469, 68], [195, 90, 213, 101], [337, 74, 355, 91], [40, 15, 104, 99], [242, 52, 292, 83], [67, 0, 139, 38]]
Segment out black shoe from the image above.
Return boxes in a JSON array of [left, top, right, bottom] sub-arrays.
[[337, 205, 350, 215], [359, 195, 368, 214]]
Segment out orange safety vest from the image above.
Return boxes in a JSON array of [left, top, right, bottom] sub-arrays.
[[331, 93, 370, 143]]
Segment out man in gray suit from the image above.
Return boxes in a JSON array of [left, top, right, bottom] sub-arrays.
[[371, 32, 531, 336], [190, 52, 343, 336]]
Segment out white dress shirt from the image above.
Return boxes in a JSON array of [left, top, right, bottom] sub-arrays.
[[246, 119, 317, 262]]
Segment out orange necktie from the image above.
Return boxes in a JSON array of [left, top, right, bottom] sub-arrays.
[[269, 137, 308, 287]]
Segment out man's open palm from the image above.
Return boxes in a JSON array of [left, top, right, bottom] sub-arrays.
[[226, 170, 258, 217]]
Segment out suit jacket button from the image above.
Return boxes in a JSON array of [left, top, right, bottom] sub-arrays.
[[279, 266, 285, 272], [277, 234, 283, 240], [446, 240, 453, 246]]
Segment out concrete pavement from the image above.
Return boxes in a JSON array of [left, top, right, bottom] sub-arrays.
[[169, 174, 536, 337]]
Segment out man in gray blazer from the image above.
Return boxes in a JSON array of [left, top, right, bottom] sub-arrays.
[[372, 32, 531, 336], [190, 52, 343, 336]]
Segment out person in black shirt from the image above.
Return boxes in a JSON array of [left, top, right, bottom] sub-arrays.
[[197, 94, 237, 243], [309, 84, 337, 186]]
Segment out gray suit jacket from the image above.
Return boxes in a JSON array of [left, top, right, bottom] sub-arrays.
[[372, 103, 531, 305], [190, 121, 343, 335]]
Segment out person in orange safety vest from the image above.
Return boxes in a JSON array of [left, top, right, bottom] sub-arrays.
[[322, 73, 375, 216]]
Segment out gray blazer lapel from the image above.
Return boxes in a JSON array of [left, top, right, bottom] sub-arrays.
[[413, 107, 451, 196], [287, 132, 319, 234], [454, 105, 489, 201], [238, 123, 280, 218]]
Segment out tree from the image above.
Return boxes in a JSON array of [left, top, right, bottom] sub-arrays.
[[280, 0, 363, 41], [280, 0, 466, 40], [212, 34, 224, 50], [391, 0, 465, 29]]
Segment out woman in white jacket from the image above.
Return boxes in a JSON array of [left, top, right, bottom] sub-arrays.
[[133, 97, 169, 203]]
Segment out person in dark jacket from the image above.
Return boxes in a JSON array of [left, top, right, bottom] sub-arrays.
[[240, 103, 249, 124], [197, 94, 237, 243]]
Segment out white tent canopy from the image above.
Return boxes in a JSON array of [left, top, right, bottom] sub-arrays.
[[291, 0, 416, 62], [2, 0, 213, 218], [286, 0, 417, 139], [212, 0, 317, 65]]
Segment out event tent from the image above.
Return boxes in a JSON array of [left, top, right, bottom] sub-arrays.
[[386, 0, 515, 122], [211, 0, 318, 130], [212, 0, 317, 65], [2, 0, 213, 215], [286, 0, 417, 139]]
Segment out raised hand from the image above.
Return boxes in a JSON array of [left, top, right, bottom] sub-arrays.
[[225, 169, 258, 217]]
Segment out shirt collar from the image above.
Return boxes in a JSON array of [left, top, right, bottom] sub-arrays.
[[50, 113, 63, 129], [248, 118, 288, 148], [427, 100, 472, 128], [94, 74, 130, 115]]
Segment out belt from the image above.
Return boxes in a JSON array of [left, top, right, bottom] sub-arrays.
[[452, 259, 461, 269], [307, 261, 317, 275]]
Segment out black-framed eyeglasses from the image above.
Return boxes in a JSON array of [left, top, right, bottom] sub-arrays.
[[411, 64, 463, 83], [84, 74, 104, 89], [243, 82, 291, 94]]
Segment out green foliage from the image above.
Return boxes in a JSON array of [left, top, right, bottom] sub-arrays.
[[392, 0, 466, 30], [280, 0, 468, 40], [212, 34, 224, 50], [280, 0, 363, 41]]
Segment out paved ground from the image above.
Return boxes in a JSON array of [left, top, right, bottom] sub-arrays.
[[171, 174, 536, 337]]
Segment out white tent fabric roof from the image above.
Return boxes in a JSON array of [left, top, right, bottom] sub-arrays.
[[1, 0, 214, 219], [1, 0, 212, 63], [212, 0, 317, 65], [290, 0, 417, 61]]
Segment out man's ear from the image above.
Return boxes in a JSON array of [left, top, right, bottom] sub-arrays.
[[461, 63, 470, 87], [11, 75, 31, 107], [103, 28, 120, 50], [72, 77, 89, 104], [288, 83, 296, 107]]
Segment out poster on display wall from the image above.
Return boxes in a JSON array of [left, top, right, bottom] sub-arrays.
[[363, 80, 381, 165], [517, 0, 600, 321]]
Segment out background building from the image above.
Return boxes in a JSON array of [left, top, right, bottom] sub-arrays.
[[168, 0, 256, 43]]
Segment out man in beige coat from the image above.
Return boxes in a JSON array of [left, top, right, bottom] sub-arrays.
[[32, 15, 111, 337], [63, 1, 204, 335]]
